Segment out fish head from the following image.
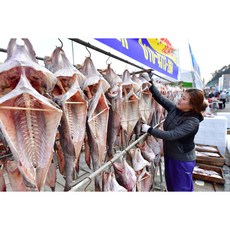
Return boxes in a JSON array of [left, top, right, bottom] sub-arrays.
[[88, 82, 100, 95], [102, 171, 113, 191], [106, 84, 122, 99], [79, 56, 99, 77], [122, 84, 133, 96], [51, 78, 66, 96], [121, 70, 139, 97], [130, 148, 150, 171], [83, 82, 100, 100], [58, 75, 77, 91], [113, 162, 125, 175], [0, 67, 21, 95], [0, 39, 56, 95]]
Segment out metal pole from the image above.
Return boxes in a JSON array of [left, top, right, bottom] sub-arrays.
[[71, 41, 75, 65], [70, 120, 164, 192], [0, 48, 7, 53], [69, 38, 146, 70], [69, 38, 174, 83]]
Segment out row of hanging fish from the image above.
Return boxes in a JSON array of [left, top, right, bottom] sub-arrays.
[[102, 135, 163, 192], [0, 38, 182, 191]]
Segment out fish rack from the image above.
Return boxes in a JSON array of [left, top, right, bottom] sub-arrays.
[[67, 39, 169, 191], [70, 120, 166, 192], [0, 39, 168, 192]]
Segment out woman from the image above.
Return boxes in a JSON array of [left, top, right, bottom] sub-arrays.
[[141, 82, 207, 191]]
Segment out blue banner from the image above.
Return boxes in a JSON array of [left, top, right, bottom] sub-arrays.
[[189, 43, 201, 77], [95, 38, 179, 80]]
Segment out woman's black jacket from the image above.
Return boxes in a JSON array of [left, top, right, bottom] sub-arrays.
[[147, 83, 204, 161]]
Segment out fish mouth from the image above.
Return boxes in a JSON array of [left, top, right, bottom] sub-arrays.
[[112, 162, 124, 174], [106, 89, 120, 98]]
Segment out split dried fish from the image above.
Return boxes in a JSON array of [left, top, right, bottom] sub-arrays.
[[0, 71, 62, 191]]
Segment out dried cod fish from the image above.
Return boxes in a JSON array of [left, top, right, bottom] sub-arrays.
[[45, 46, 88, 190], [129, 148, 150, 172], [138, 141, 156, 162], [102, 171, 127, 192], [136, 168, 152, 192], [79, 56, 110, 191], [86, 84, 109, 191], [0, 71, 62, 191], [138, 74, 154, 124], [120, 70, 140, 144], [102, 64, 122, 160], [113, 159, 137, 192], [54, 82, 87, 190]]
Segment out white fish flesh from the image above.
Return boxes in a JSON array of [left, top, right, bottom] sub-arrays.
[[129, 148, 150, 172], [195, 151, 220, 158], [195, 145, 218, 153], [193, 166, 222, 179]]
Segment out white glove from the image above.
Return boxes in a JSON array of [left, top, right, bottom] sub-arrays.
[[141, 124, 151, 133]]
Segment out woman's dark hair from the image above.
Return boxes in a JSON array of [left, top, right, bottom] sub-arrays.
[[186, 88, 208, 114]]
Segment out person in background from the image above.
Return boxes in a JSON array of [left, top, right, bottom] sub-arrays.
[[141, 81, 207, 192], [208, 90, 215, 98], [226, 91, 229, 103], [220, 90, 227, 109]]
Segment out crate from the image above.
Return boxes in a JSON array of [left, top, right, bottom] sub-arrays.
[[195, 144, 225, 167], [193, 164, 225, 184]]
